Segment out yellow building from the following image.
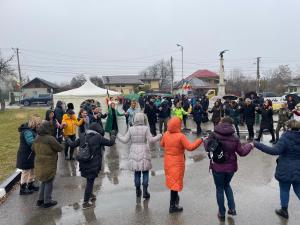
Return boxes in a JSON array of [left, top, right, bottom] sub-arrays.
[[103, 75, 162, 94], [103, 75, 143, 94]]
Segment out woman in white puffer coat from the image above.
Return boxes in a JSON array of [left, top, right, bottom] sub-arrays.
[[117, 112, 162, 199]]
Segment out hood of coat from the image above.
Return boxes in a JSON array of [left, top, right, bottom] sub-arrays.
[[284, 130, 300, 145], [56, 100, 63, 108], [37, 121, 51, 136], [89, 122, 104, 134], [133, 113, 146, 126], [214, 122, 235, 136], [18, 123, 30, 132], [167, 117, 181, 133]]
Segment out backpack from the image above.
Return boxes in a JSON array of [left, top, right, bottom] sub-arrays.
[[76, 134, 93, 162], [206, 134, 226, 164]]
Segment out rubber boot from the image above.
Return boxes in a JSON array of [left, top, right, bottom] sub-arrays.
[[136, 186, 142, 198], [275, 207, 289, 219], [19, 183, 34, 195], [169, 202, 183, 213], [28, 182, 39, 192], [143, 185, 150, 199]]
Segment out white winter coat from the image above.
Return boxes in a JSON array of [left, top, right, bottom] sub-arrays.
[[117, 113, 162, 171]]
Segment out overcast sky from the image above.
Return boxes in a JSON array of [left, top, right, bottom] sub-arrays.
[[1, 0, 300, 83]]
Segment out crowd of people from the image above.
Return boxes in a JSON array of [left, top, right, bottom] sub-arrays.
[[15, 93, 300, 221]]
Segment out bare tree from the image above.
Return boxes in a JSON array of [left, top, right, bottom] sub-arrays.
[[90, 76, 104, 88], [70, 74, 86, 88], [139, 59, 172, 92], [0, 54, 16, 110]]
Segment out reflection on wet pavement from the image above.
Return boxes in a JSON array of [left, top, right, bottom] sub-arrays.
[[1, 117, 300, 225]]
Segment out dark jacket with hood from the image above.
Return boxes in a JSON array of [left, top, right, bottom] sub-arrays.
[[54, 101, 64, 124], [158, 100, 170, 119], [144, 102, 158, 124], [204, 123, 252, 173], [16, 123, 36, 170], [33, 121, 63, 181], [70, 122, 116, 178], [192, 104, 204, 123], [254, 131, 300, 182], [242, 103, 256, 125]]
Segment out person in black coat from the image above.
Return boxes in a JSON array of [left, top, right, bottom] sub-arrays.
[[254, 119, 300, 219], [209, 101, 224, 126], [192, 101, 204, 135], [144, 100, 158, 136], [182, 96, 190, 129], [89, 105, 107, 128], [255, 99, 276, 143], [123, 99, 131, 127], [242, 98, 256, 140], [200, 95, 209, 112], [158, 99, 170, 134], [67, 122, 116, 209], [54, 101, 65, 143], [16, 114, 42, 195]]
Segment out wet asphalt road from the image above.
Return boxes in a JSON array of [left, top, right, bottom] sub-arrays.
[[0, 117, 299, 225]]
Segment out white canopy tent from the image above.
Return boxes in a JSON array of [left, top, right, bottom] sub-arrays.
[[53, 80, 121, 113]]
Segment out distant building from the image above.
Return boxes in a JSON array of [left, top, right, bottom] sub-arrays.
[[173, 69, 219, 95], [287, 76, 300, 93], [102, 75, 143, 94], [102, 75, 161, 94], [21, 77, 58, 98]]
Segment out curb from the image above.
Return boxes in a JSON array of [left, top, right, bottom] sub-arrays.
[[0, 170, 21, 199]]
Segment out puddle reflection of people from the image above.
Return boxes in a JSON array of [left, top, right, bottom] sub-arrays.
[[82, 207, 97, 224], [105, 144, 120, 185]]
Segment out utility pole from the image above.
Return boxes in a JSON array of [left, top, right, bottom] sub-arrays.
[[256, 57, 261, 93], [170, 56, 173, 94], [176, 44, 184, 94], [16, 48, 22, 88]]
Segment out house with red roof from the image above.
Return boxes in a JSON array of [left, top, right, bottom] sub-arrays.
[[174, 69, 219, 96]]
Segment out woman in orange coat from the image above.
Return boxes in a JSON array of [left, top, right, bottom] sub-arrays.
[[160, 117, 202, 213]]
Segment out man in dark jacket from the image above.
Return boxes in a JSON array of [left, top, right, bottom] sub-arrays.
[[192, 101, 204, 135], [54, 101, 65, 143], [89, 105, 107, 128], [158, 99, 170, 134], [68, 122, 116, 209], [254, 119, 300, 219], [204, 117, 253, 221], [182, 96, 190, 129], [255, 100, 276, 143], [242, 98, 256, 140], [144, 100, 158, 136]]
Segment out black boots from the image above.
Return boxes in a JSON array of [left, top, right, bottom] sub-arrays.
[[275, 207, 289, 219], [136, 186, 142, 198], [143, 185, 150, 199], [28, 182, 39, 192], [43, 200, 58, 208], [136, 186, 150, 199], [19, 183, 33, 195], [169, 191, 183, 213]]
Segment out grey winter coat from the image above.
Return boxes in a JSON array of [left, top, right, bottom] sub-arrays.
[[117, 113, 162, 171]]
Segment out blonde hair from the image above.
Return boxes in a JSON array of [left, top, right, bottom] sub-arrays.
[[286, 119, 300, 131], [28, 114, 42, 129]]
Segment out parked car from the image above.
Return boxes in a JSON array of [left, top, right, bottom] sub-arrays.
[[20, 94, 53, 106]]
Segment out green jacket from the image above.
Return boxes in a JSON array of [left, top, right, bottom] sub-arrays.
[[278, 108, 291, 124], [33, 122, 63, 182], [105, 107, 124, 132], [172, 107, 188, 120]]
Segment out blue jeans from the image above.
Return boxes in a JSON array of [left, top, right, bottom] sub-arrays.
[[212, 171, 236, 216], [134, 171, 149, 187], [279, 181, 300, 208]]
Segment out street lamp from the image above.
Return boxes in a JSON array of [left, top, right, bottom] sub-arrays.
[[176, 44, 184, 81]]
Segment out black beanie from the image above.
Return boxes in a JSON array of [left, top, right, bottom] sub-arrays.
[[67, 103, 74, 110]]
